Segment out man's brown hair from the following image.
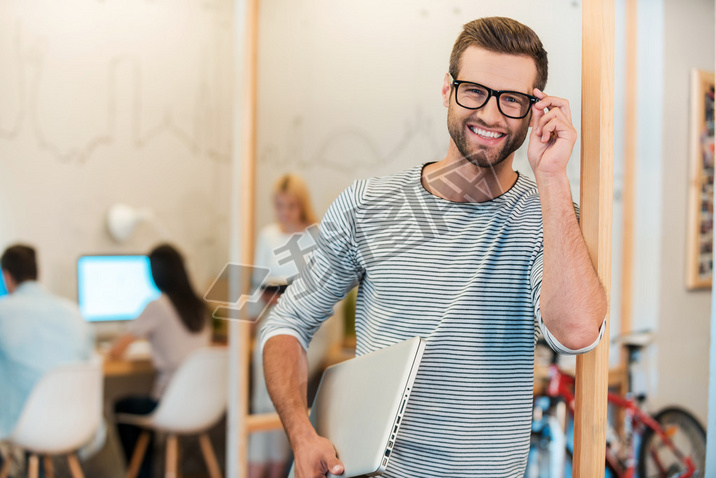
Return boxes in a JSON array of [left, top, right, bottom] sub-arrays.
[[449, 17, 548, 92]]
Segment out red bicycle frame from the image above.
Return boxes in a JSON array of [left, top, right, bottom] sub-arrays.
[[543, 364, 697, 478]]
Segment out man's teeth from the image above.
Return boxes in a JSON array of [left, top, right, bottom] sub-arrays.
[[468, 126, 504, 139]]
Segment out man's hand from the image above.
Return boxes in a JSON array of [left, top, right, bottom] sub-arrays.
[[527, 89, 577, 179], [292, 432, 344, 478], [264, 335, 344, 477]]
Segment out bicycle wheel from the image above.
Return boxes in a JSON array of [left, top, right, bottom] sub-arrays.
[[637, 407, 706, 478]]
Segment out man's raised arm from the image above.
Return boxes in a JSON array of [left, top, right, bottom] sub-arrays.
[[528, 90, 607, 351]]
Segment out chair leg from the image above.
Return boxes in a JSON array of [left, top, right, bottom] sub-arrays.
[[165, 434, 178, 478], [67, 453, 84, 478], [199, 434, 222, 478], [28, 454, 39, 478], [176, 438, 182, 478], [43, 455, 55, 478], [0, 455, 10, 478], [126, 431, 151, 478]]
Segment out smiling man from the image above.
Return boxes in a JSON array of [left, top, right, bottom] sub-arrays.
[[261, 17, 607, 477]]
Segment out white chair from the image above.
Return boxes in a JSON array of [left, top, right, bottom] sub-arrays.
[[117, 347, 228, 478], [0, 360, 103, 478]]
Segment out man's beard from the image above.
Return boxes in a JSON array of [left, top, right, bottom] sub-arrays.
[[447, 106, 529, 168]]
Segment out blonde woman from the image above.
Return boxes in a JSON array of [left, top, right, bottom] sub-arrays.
[[252, 174, 319, 300]]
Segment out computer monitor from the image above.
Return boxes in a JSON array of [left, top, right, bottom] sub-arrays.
[[0, 271, 7, 299], [77, 255, 161, 322]]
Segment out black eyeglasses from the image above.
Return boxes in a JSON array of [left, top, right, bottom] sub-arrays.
[[450, 75, 537, 119]]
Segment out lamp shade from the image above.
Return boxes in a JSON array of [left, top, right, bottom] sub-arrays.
[[106, 204, 152, 243]]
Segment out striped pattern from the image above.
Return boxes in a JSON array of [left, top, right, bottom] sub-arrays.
[[261, 163, 594, 477]]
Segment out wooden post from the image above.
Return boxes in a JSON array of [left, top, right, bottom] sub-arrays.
[[237, 0, 259, 473], [574, 0, 614, 476], [619, 0, 637, 367], [227, 0, 259, 476]]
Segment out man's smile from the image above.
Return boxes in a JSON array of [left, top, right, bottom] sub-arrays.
[[466, 123, 507, 143]]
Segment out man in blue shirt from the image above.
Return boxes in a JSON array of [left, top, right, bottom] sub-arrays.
[[0, 244, 94, 439]]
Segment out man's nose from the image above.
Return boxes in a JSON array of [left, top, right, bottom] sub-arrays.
[[478, 95, 503, 123]]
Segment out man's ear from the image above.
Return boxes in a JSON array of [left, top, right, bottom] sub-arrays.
[[442, 73, 452, 108]]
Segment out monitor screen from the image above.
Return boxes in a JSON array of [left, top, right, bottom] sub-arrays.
[[78, 255, 161, 322], [0, 272, 7, 298]]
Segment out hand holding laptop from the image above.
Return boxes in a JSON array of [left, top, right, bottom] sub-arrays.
[[291, 433, 344, 478], [287, 337, 426, 478]]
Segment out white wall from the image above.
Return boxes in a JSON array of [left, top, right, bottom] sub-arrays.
[[648, 0, 714, 426], [620, 0, 667, 403], [0, 1, 234, 306], [604, 0, 716, 434], [255, 0, 584, 228], [610, 0, 628, 367], [634, 0, 714, 424]]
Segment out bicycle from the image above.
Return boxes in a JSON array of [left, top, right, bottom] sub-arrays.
[[525, 333, 706, 478]]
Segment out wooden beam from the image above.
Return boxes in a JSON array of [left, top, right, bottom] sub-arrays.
[[574, 0, 614, 476], [619, 0, 637, 362], [246, 412, 285, 433], [237, 0, 259, 473], [246, 409, 314, 433], [227, 0, 259, 476]]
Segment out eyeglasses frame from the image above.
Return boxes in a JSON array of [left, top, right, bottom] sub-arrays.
[[449, 74, 538, 120]]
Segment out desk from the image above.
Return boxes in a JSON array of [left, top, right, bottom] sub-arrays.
[[102, 356, 154, 377], [98, 339, 155, 377], [100, 341, 229, 377]]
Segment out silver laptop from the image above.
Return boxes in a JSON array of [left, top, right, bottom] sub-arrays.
[[288, 336, 426, 478]]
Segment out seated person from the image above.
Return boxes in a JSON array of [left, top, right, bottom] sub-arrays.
[[110, 244, 211, 478], [0, 244, 94, 439]]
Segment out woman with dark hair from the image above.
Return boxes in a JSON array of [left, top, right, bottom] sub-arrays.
[[147, 245, 207, 334], [110, 244, 210, 478]]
